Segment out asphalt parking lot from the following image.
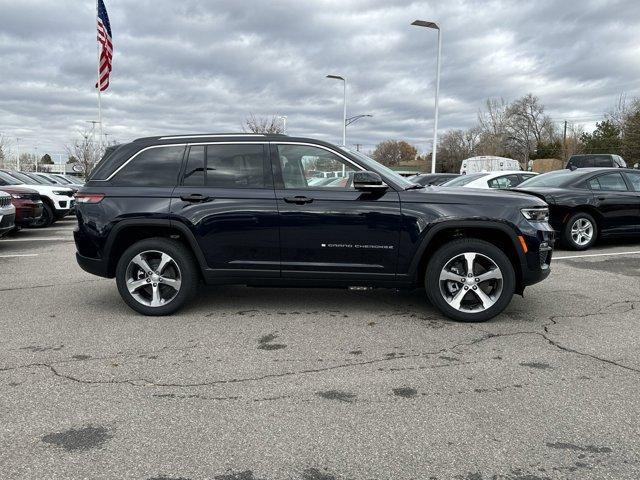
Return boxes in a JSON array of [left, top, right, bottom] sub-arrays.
[[1, 218, 639, 480]]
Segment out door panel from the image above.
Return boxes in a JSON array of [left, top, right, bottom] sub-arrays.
[[170, 143, 280, 276], [589, 172, 639, 234], [272, 143, 402, 278], [622, 171, 640, 231]]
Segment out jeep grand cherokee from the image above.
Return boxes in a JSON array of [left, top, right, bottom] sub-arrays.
[[74, 134, 553, 322]]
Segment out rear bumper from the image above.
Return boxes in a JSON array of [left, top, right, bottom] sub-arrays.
[[76, 252, 111, 278]]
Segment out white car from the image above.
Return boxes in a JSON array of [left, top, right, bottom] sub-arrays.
[[0, 190, 16, 237], [0, 170, 74, 227], [441, 171, 538, 189]]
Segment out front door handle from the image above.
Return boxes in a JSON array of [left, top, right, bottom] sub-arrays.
[[283, 195, 314, 205], [180, 193, 211, 203]]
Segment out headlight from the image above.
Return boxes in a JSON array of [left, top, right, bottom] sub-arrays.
[[11, 193, 25, 199], [521, 207, 549, 222], [52, 190, 68, 195]]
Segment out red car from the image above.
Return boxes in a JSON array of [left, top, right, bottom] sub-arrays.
[[0, 185, 43, 229]]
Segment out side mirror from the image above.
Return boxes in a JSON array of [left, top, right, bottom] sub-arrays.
[[353, 171, 387, 192]]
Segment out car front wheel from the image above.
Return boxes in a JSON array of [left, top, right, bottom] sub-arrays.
[[115, 238, 199, 316], [425, 239, 516, 322]]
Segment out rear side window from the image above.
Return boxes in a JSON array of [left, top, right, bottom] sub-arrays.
[[625, 171, 640, 191], [183, 146, 205, 186], [589, 173, 628, 191], [487, 174, 520, 189], [113, 146, 185, 187], [206, 144, 266, 188]]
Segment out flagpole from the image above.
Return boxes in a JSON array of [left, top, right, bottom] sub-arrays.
[[96, 0, 103, 155]]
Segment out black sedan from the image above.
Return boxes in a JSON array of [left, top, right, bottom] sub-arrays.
[[516, 168, 640, 250], [409, 173, 460, 186]]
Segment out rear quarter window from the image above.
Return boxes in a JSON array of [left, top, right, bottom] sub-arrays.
[[111, 146, 185, 187]]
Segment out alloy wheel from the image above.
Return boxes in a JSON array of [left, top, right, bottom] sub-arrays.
[[125, 250, 182, 307], [570, 218, 593, 246], [438, 252, 504, 313]]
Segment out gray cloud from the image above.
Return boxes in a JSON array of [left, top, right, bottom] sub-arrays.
[[0, 0, 639, 159]]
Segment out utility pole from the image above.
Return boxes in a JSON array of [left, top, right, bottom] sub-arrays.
[[563, 120, 568, 161], [355, 143, 362, 152]]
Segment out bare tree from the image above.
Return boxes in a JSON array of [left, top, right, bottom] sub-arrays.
[[437, 128, 480, 172], [503, 94, 555, 164], [0, 133, 11, 169], [243, 114, 284, 134], [65, 128, 101, 176], [476, 98, 508, 156], [371, 140, 418, 166]]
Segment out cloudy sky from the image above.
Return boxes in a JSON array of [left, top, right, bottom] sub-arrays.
[[1, 0, 640, 161]]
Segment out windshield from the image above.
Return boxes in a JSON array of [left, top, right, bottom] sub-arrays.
[[52, 175, 73, 184], [442, 173, 489, 186], [35, 174, 57, 184], [340, 148, 416, 189], [518, 170, 575, 188], [0, 171, 24, 185], [7, 171, 43, 184]]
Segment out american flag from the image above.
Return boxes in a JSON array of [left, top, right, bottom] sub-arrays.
[[96, 0, 113, 92]]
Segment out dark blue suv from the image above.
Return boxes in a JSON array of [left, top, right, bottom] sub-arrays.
[[74, 134, 554, 322]]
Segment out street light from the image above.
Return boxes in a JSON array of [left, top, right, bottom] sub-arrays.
[[412, 19, 442, 174], [345, 114, 373, 127], [326, 74, 346, 146], [279, 116, 287, 134]]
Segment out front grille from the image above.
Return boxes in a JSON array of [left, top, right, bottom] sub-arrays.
[[0, 196, 10, 208], [0, 213, 15, 228]]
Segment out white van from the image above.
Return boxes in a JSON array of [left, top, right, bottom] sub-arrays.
[[460, 156, 521, 175]]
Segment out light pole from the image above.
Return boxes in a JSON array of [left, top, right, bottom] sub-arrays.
[[326, 74, 346, 146], [16, 137, 21, 171], [34, 146, 39, 172], [412, 20, 442, 174], [279, 116, 287, 134]]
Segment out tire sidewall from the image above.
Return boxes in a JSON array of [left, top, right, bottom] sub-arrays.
[[115, 238, 198, 316], [425, 239, 516, 322], [563, 212, 597, 250]]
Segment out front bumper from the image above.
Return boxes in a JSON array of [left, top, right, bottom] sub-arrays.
[[520, 224, 555, 288], [0, 212, 16, 236]]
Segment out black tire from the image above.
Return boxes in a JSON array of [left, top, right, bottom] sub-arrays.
[[425, 239, 516, 322], [115, 237, 199, 316], [562, 212, 597, 251], [31, 202, 54, 228]]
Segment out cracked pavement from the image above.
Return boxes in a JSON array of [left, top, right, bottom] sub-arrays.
[[1, 218, 639, 479]]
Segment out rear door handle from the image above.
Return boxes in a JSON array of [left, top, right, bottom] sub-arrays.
[[180, 193, 211, 203], [597, 196, 606, 201], [283, 195, 314, 205]]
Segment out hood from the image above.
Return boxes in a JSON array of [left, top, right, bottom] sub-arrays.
[[10, 183, 72, 196], [0, 185, 40, 196], [402, 186, 548, 208]]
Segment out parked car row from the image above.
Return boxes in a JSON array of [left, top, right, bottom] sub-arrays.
[[0, 170, 83, 232]]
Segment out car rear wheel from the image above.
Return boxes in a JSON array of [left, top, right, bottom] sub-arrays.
[[425, 239, 516, 322], [562, 212, 597, 250], [115, 238, 199, 316]]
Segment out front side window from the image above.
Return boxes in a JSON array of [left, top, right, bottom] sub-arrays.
[[590, 173, 628, 191], [277, 144, 358, 189], [114, 146, 185, 187]]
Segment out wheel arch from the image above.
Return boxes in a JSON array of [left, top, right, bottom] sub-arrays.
[[410, 220, 526, 294], [104, 219, 207, 278]]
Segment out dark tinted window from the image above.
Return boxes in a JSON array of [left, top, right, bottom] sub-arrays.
[[113, 146, 185, 186], [205, 144, 266, 188], [182, 146, 205, 186], [625, 171, 640, 190], [568, 156, 593, 168], [590, 173, 628, 191], [0, 171, 24, 185], [594, 156, 613, 167]]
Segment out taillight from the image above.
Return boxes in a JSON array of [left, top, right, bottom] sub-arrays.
[[74, 193, 105, 204]]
